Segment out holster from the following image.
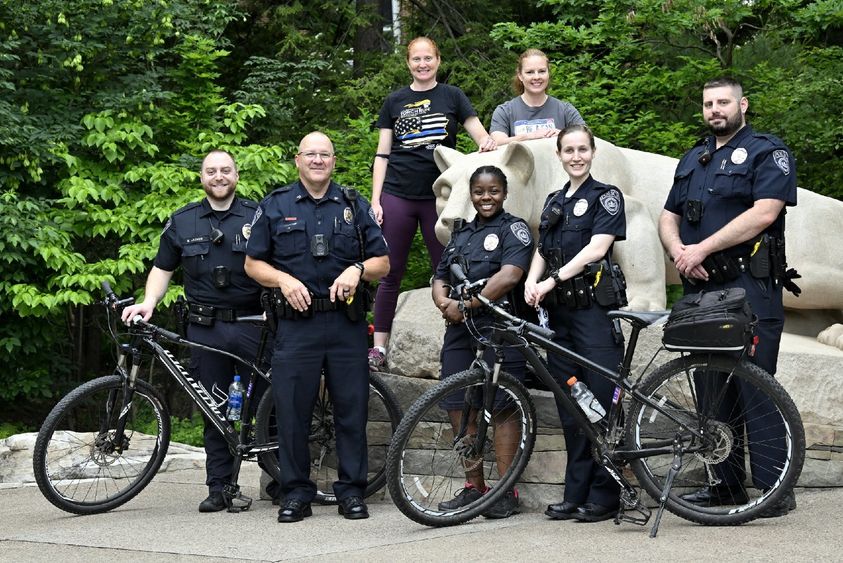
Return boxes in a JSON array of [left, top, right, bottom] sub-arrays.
[[173, 296, 188, 336], [345, 283, 373, 323], [556, 276, 592, 309], [749, 235, 771, 279], [586, 259, 628, 308]]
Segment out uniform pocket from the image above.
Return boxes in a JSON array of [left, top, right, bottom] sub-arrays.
[[181, 242, 210, 278], [332, 222, 360, 260], [275, 220, 306, 257], [713, 164, 752, 199]]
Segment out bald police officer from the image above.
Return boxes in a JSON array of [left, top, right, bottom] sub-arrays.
[[245, 132, 389, 523], [122, 150, 269, 512], [659, 77, 799, 517]]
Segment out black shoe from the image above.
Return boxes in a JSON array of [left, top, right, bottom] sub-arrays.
[[572, 503, 618, 522], [545, 500, 580, 520], [760, 490, 797, 518], [482, 489, 520, 519], [198, 492, 227, 513], [277, 499, 312, 523], [437, 485, 485, 511], [338, 496, 369, 520], [680, 485, 749, 507]]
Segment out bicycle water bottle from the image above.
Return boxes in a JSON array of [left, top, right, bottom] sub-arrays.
[[226, 375, 245, 421], [567, 376, 606, 423]]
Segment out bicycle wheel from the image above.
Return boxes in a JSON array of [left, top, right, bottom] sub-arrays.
[[386, 368, 536, 527], [255, 372, 403, 503], [626, 354, 805, 526], [32, 375, 171, 515]]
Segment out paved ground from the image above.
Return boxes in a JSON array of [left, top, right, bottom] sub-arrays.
[[2, 465, 838, 562]]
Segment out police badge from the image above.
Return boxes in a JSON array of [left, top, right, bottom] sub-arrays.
[[343, 207, 354, 224], [484, 233, 499, 251], [242, 223, 251, 240]]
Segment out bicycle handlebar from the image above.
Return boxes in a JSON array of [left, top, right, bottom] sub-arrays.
[[449, 263, 556, 341]]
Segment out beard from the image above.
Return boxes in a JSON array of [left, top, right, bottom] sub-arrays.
[[707, 111, 743, 137], [203, 183, 236, 204]]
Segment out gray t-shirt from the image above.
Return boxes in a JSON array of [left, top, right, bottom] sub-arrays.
[[490, 95, 585, 137]]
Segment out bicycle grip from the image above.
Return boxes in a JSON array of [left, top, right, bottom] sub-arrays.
[[526, 322, 555, 340], [102, 280, 116, 301], [449, 263, 468, 283]]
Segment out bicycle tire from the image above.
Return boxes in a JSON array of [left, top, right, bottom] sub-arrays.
[[385, 368, 536, 527], [626, 354, 805, 526], [255, 372, 403, 503], [32, 375, 171, 515]]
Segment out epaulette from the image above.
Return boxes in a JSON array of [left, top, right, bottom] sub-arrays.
[[172, 201, 203, 217], [268, 183, 296, 196], [751, 132, 787, 149], [239, 199, 258, 209], [694, 136, 709, 147]]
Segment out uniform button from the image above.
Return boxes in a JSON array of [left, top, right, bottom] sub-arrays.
[[708, 188, 714, 193]]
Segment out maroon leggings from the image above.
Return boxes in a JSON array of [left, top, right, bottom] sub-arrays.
[[373, 192, 444, 333]]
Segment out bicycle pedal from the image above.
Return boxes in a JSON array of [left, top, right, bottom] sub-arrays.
[[225, 494, 253, 512], [615, 501, 651, 526]]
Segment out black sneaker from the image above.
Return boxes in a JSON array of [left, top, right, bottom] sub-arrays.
[[198, 492, 227, 513], [483, 489, 520, 519], [760, 490, 797, 518], [437, 484, 485, 511]]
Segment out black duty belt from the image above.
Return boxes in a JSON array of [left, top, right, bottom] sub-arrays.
[[188, 302, 262, 323]]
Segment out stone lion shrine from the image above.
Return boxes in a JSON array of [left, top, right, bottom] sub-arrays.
[[383, 137, 842, 497]]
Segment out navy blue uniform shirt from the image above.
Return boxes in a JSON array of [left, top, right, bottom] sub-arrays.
[[246, 180, 388, 296], [664, 125, 797, 255], [435, 211, 533, 288], [154, 197, 262, 310], [538, 176, 626, 264]]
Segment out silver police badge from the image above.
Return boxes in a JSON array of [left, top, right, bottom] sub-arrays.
[[343, 207, 353, 224], [242, 223, 251, 240], [484, 233, 499, 251], [731, 147, 748, 164], [510, 221, 532, 246], [773, 150, 790, 175], [573, 199, 589, 217], [599, 189, 621, 216]]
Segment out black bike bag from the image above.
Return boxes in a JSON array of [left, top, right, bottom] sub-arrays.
[[662, 288, 755, 352]]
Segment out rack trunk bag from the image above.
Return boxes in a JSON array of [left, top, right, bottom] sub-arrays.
[[662, 288, 755, 352]]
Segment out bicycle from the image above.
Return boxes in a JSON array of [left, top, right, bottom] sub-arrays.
[[32, 282, 402, 515], [385, 265, 805, 537]]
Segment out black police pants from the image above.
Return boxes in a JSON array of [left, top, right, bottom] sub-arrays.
[[187, 320, 268, 493], [272, 310, 369, 502], [683, 273, 787, 489], [546, 304, 623, 508]]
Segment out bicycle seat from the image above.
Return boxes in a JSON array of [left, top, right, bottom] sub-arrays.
[[607, 310, 669, 329]]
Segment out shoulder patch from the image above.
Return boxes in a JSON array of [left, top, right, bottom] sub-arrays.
[[772, 150, 790, 175], [599, 189, 621, 216], [161, 218, 172, 235], [250, 206, 263, 226], [510, 221, 532, 246]]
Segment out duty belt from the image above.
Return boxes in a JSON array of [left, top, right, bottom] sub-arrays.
[[188, 302, 262, 323]]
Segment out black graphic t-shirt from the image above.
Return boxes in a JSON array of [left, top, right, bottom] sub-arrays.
[[376, 83, 476, 200]]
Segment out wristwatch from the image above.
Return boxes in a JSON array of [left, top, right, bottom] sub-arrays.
[[353, 261, 365, 278], [551, 269, 563, 285]]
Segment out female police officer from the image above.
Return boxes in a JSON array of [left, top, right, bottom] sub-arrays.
[[524, 125, 626, 523], [431, 165, 533, 519]]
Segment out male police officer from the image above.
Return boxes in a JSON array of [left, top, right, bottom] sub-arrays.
[[122, 150, 268, 512], [658, 78, 798, 517], [245, 132, 389, 523]]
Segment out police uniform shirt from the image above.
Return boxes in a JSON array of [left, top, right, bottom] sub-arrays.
[[538, 176, 626, 263], [435, 212, 533, 286], [246, 180, 389, 296], [664, 125, 797, 255], [154, 197, 262, 310]]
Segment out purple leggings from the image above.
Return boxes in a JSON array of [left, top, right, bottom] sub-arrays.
[[373, 192, 444, 333]]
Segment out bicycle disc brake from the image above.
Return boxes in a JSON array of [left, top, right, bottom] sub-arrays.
[[694, 420, 733, 465], [453, 434, 491, 471]]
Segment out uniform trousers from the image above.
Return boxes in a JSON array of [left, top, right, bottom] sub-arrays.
[[272, 310, 370, 502], [187, 320, 268, 493], [546, 303, 622, 507], [683, 273, 787, 490]]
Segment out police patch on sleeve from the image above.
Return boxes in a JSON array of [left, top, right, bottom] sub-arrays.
[[368, 207, 377, 223], [161, 218, 172, 234], [251, 206, 263, 226], [772, 150, 790, 175], [510, 221, 532, 246], [599, 189, 621, 216]]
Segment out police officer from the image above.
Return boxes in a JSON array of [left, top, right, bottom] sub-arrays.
[[524, 124, 626, 523], [432, 165, 533, 519], [121, 150, 269, 513], [659, 77, 799, 517], [245, 132, 389, 523]]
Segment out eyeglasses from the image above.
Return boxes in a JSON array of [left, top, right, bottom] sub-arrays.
[[298, 151, 334, 161]]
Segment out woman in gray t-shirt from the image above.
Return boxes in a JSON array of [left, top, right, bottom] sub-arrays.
[[490, 49, 585, 146]]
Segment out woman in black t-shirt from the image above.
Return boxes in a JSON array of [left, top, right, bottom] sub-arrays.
[[368, 36, 496, 370]]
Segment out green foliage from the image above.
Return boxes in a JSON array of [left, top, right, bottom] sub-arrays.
[[0, 421, 34, 439]]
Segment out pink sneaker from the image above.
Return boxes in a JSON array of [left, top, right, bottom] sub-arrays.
[[368, 348, 387, 371]]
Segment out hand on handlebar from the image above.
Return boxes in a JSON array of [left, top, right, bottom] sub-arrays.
[[121, 302, 154, 325]]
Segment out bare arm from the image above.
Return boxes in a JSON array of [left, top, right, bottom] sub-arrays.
[[526, 234, 616, 306], [121, 267, 174, 323], [370, 129, 392, 225], [490, 128, 559, 146], [463, 116, 497, 152]]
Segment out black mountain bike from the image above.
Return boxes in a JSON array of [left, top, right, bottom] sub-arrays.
[[385, 266, 804, 537], [32, 282, 402, 515]]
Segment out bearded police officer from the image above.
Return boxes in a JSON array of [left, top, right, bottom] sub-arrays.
[[121, 150, 269, 512], [658, 77, 799, 517], [245, 132, 389, 523]]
